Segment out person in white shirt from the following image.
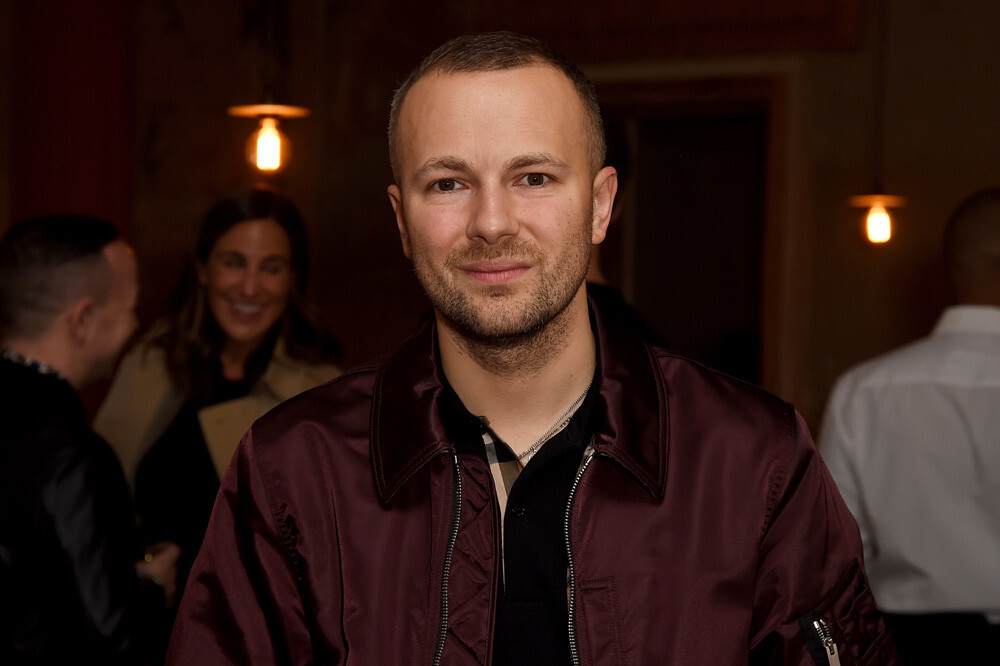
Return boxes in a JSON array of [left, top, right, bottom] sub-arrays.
[[819, 187, 1000, 665]]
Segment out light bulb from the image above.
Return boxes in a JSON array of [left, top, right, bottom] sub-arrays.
[[246, 117, 288, 172], [229, 104, 308, 174], [865, 204, 891, 243], [850, 194, 904, 244], [256, 118, 281, 170]]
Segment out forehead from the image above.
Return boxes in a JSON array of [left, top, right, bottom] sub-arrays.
[[211, 218, 291, 256], [396, 64, 590, 176]]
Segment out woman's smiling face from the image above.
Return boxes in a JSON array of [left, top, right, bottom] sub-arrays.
[[198, 218, 295, 354]]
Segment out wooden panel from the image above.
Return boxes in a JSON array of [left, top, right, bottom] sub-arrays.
[[472, 0, 865, 60], [9, 0, 135, 233]]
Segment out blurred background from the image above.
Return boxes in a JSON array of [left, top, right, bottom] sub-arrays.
[[2, 0, 996, 430]]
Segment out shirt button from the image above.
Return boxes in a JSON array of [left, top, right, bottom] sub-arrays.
[[509, 504, 525, 517]]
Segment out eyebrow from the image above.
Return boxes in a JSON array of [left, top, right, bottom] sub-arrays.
[[213, 250, 290, 263], [413, 152, 570, 179], [504, 152, 569, 172], [213, 250, 245, 260], [414, 156, 471, 179]]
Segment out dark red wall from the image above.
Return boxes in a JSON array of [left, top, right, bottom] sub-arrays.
[[9, 0, 135, 237]]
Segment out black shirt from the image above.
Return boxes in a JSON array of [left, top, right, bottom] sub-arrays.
[[440, 372, 599, 666]]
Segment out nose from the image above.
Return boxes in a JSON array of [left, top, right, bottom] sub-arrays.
[[466, 185, 519, 243], [240, 269, 260, 296]]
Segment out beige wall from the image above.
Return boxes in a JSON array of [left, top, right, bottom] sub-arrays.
[[800, 1, 1000, 425], [581, 1, 1000, 427]]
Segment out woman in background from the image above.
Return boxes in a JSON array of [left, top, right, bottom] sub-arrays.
[[95, 186, 341, 600]]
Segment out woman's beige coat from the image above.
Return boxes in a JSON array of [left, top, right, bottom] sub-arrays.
[[94, 337, 341, 488]]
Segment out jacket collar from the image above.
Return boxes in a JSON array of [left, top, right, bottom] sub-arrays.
[[589, 293, 668, 499], [371, 295, 669, 503]]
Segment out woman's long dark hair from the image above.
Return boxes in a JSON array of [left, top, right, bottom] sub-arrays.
[[154, 186, 340, 397]]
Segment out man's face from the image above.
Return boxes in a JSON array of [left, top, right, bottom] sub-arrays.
[[387, 64, 616, 343], [87, 239, 139, 382]]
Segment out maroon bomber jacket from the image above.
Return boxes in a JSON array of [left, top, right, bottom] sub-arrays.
[[167, 300, 898, 665]]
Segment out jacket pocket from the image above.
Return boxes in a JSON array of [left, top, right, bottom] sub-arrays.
[[576, 576, 626, 666], [798, 559, 896, 666]]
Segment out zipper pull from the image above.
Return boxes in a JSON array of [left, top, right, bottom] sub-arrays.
[[812, 619, 842, 666]]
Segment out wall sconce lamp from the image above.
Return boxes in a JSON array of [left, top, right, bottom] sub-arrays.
[[227, 103, 309, 173]]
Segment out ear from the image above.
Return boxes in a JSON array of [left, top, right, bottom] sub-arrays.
[[590, 166, 618, 245], [387, 184, 413, 259], [66, 298, 96, 344]]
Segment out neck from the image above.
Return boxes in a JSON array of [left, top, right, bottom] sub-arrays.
[[438, 289, 596, 453], [219, 338, 261, 381]]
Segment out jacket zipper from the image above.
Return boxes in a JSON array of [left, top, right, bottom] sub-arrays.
[[564, 449, 596, 666], [812, 618, 842, 666], [433, 451, 463, 666]]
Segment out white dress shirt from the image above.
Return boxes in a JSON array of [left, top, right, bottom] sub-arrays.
[[819, 305, 1000, 617]]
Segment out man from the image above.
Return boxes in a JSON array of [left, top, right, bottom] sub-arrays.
[[168, 32, 896, 664], [0, 215, 178, 664], [820, 188, 1000, 665]]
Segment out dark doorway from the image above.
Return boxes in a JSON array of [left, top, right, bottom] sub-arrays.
[[604, 111, 768, 386]]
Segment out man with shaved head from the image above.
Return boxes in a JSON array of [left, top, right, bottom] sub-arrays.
[[821, 188, 1000, 665]]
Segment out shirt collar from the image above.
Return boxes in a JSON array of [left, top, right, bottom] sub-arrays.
[[371, 294, 668, 504], [0, 348, 67, 382], [932, 305, 1000, 336], [438, 361, 601, 468]]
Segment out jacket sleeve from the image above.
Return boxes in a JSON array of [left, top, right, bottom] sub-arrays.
[[166, 428, 341, 665], [747, 409, 898, 665], [45, 435, 145, 664]]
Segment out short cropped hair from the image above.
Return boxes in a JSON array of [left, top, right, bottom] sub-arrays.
[[388, 31, 606, 183], [0, 215, 119, 340], [943, 187, 1000, 283]]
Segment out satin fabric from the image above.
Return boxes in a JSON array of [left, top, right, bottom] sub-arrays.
[[167, 296, 897, 664]]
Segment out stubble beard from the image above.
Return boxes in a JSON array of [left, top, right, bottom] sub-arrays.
[[413, 223, 593, 376]]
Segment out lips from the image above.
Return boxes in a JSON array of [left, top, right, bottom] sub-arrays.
[[230, 302, 266, 317], [460, 260, 531, 285]]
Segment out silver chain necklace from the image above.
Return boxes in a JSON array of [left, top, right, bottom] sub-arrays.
[[515, 380, 593, 461]]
